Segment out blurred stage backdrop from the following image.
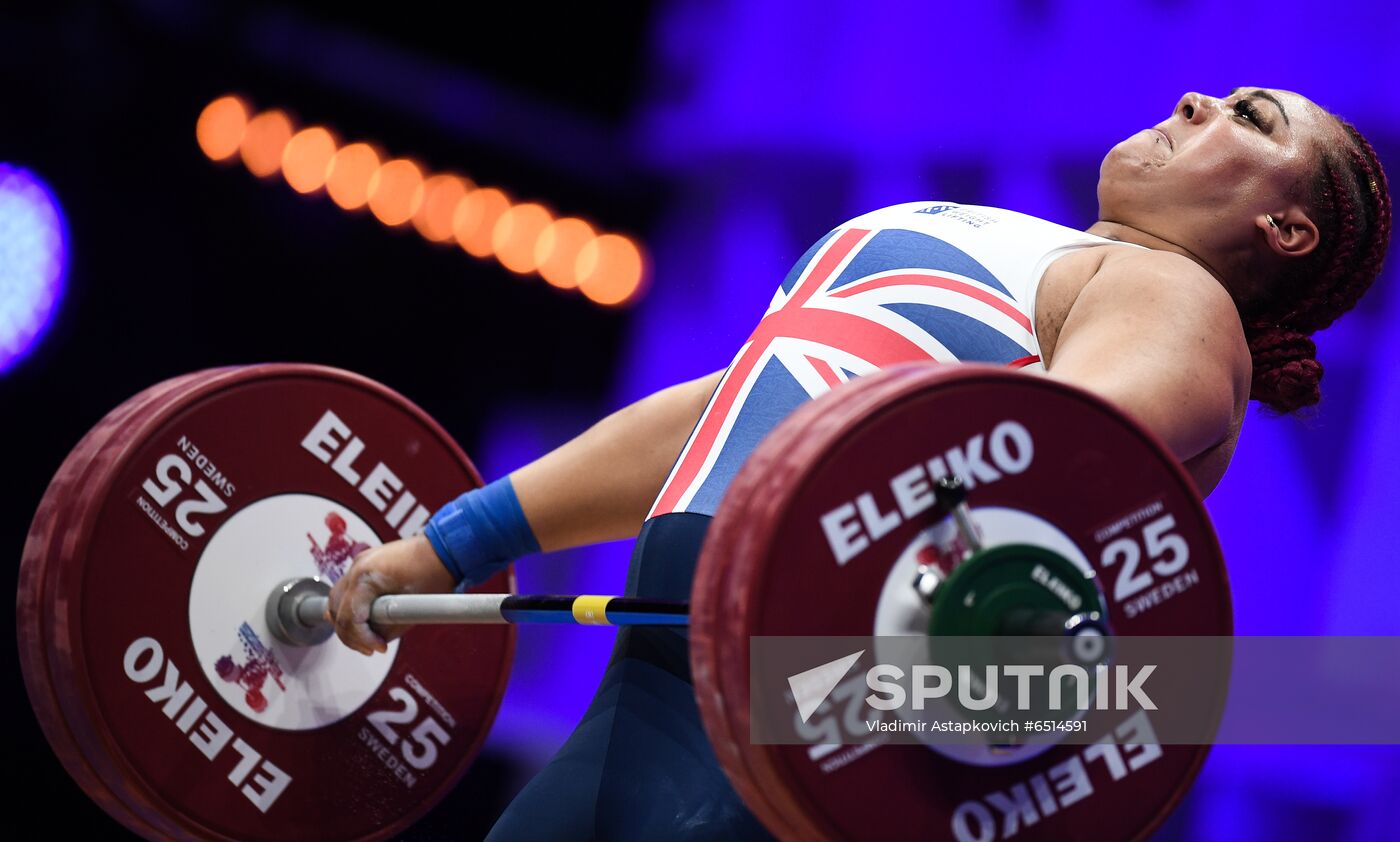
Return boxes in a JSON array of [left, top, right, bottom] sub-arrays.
[[3, 1, 1396, 839]]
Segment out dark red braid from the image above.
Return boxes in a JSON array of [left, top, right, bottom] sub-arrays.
[[1246, 118, 1392, 413]]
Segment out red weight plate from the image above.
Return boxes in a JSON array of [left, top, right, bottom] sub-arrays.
[[20, 369, 230, 838], [698, 533, 803, 841], [30, 365, 514, 841], [695, 363, 1230, 842], [43, 369, 255, 837]]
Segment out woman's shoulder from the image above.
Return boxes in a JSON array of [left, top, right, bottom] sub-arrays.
[[1084, 248, 1251, 374], [1041, 245, 1248, 370]]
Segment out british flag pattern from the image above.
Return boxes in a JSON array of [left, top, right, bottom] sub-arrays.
[[649, 202, 1124, 519]]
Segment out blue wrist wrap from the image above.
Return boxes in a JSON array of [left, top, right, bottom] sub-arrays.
[[423, 476, 540, 587]]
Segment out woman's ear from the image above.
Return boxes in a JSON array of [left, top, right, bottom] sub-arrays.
[[1260, 207, 1320, 259]]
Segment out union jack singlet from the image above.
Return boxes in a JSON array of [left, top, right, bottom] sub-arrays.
[[649, 201, 1135, 519]]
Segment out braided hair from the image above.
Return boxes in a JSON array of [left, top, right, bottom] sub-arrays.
[[1245, 119, 1391, 412]]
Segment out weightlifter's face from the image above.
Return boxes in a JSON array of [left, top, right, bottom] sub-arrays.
[[1096, 87, 1339, 261]]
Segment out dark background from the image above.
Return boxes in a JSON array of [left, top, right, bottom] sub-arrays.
[[4, 1, 1397, 839], [2, 2, 653, 837]]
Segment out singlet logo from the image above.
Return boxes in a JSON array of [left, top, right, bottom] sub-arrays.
[[914, 204, 997, 229]]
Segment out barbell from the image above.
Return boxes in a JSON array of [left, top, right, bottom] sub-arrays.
[[16, 362, 1231, 840]]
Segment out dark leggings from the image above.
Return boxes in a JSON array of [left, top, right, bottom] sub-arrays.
[[485, 514, 772, 841]]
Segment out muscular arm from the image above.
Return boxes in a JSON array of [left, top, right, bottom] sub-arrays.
[[511, 369, 724, 551], [1044, 251, 1251, 464], [327, 370, 722, 653]]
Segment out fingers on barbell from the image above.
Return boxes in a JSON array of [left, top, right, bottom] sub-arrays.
[[333, 570, 390, 655]]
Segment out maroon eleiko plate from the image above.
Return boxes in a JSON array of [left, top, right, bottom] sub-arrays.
[[20, 369, 227, 838], [21, 365, 515, 841], [693, 363, 1231, 842]]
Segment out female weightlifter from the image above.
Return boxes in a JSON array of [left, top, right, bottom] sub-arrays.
[[327, 88, 1391, 839]]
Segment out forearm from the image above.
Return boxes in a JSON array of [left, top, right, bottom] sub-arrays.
[[510, 370, 723, 551], [335, 373, 722, 647]]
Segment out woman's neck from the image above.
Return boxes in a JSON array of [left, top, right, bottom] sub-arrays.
[[1087, 220, 1235, 288]]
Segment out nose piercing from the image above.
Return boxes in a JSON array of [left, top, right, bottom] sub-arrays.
[[1266, 214, 1279, 229]]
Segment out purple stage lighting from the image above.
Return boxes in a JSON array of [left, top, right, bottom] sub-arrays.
[[0, 164, 68, 374]]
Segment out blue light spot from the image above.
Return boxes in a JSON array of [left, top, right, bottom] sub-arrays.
[[0, 164, 68, 374]]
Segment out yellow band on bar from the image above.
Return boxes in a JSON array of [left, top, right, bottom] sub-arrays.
[[572, 595, 614, 625]]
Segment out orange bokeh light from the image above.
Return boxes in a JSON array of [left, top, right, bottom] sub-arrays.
[[576, 234, 645, 306], [452, 188, 511, 258], [413, 175, 473, 243], [281, 127, 337, 194], [196, 96, 249, 162], [534, 218, 596, 289], [239, 109, 294, 178], [492, 203, 554, 275], [325, 143, 381, 211], [199, 96, 638, 309], [367, 159, 425, 227]]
